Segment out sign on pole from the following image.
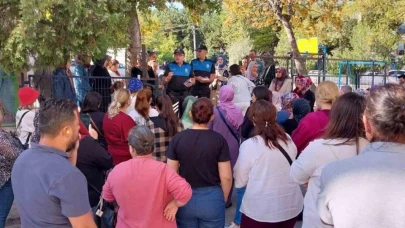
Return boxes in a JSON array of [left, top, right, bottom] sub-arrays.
[[297, 37, 319, 54]]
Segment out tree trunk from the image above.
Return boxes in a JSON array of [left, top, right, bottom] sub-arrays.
[[127, 3, 142, 77], [279, 18, 307, 75], [269, 0, 307, 76]]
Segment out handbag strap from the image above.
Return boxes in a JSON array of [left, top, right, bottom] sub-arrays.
[[17, 111, 30, 129], [275, 144, 292, 165], [216, 107, 240, 144], [87, 114, 104, 137]]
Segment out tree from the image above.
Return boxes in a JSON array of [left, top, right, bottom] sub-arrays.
[[0, 0, 129, 73], [224, 0, 344, 75]]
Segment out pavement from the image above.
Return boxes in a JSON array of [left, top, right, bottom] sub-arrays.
[[6, 189, 302, 228]]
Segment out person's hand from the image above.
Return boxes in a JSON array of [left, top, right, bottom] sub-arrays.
[[89, 124, 98, 140], [167, 72, 174, 79], [158, 85, 164, 89], [164, 200, 179, 222], [165, 72, 174, 84], [196, 76, 204, 82]]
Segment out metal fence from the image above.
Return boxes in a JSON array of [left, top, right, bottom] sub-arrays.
[[259, 55, 398, 89], [22, 74, 161, 113]]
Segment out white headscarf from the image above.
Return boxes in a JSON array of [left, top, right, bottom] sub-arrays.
[[245, 61, 258, 81]]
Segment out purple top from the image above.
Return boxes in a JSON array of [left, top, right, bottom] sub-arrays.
[[208, 107, 240, 168]]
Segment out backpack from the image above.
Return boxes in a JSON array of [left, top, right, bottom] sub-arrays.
[[11, 111, 32, 150]]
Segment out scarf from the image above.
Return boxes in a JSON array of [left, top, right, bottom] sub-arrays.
[[282, 92, 299, 111], [292, 98, 311, 123], [216, 54, 227, 69], [272, 67, 288, 92], [245, 61, 258, 81], [294, 75, 312, 98], [218, 85, 244, 128]]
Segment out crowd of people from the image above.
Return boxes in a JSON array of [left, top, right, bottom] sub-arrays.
[[0, 46, 404, 228]]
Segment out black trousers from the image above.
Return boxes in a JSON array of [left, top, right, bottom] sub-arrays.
[[167, 90, 189, 117], [190, 86, 210, 99]]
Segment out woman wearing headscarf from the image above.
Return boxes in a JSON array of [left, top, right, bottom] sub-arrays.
[[180, 96, 197, 129], [73, 54, 92, 105], [282, 99, 311, 136], [277, 92, 299, 125], [211, 54, 229, 106], [91, 55, 112, 112], [245, 61, 259, 82], [293, 75, 315, 112], [270, 67, 293, 94], [209, 85, 243, 168], [216, 54, 229, 83], [208, 85, 243, 209]]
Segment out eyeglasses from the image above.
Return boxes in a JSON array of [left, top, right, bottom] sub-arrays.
[[276, 71, 282, 73]]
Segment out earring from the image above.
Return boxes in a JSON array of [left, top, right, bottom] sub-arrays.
[[66, 130, 70, 134]]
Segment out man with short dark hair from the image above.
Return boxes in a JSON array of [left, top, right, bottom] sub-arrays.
[[190, 45, 216, 98], [249, 49, 264, 76], [12, 99, 96, 228], [163, 48, 194, 116]]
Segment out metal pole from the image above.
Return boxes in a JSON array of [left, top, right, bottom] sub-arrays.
[[371, 60, 375, 85], [141, 44, 148, 79], [384, 63, 387, 85], [192, 24, 197, 59]]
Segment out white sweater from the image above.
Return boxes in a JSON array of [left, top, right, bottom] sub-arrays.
[[234, 135, 304, 223], [290, 138, 369, 228]]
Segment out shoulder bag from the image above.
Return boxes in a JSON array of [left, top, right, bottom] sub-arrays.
[[216, 107, 240, 145], [275, 144, 292, 165]]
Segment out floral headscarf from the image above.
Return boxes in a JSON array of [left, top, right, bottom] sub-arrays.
[[293, 75, 313, 98], [281, 92, 299, 111]]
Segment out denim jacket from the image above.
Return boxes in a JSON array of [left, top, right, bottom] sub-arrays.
[[73, 64, 91, 103], [52, 68, 76, 102]]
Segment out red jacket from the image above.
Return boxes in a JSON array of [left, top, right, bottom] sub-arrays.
[[292, 110, 330, 156], [103, 112, 136, 165]]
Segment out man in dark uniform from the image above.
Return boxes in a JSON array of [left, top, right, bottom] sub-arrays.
[[190, 45, 216, 98], [163, 48, 194, 116]]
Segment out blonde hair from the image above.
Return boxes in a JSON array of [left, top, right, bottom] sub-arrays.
[[108, 88, 130, 119], [316, 81, 339, 106]]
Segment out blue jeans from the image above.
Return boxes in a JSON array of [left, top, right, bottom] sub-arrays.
[[233, 187, 246, 225], [177, 186, 225, 228], [0, 179, 14, 228]]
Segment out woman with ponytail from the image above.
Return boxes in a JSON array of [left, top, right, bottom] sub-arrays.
[[234, 100, 303, 228], [128, 88, 158, 125], [146, 94, 183, 162], [103, 89, 136, 165]]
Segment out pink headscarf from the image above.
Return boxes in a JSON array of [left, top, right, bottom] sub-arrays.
[[219, 85, 244, 129]]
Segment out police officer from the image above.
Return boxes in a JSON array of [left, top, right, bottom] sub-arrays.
[[190, 45, 216, 98], [163, 48, 194, 116]]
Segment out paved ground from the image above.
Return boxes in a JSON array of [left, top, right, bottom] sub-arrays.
[[7, 190, 302, 227]]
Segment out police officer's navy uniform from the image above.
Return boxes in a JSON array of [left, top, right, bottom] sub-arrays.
[[164, 60, 193, 116], [190, 58, 215, 98]]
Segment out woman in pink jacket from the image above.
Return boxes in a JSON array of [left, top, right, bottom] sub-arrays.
[[103, 125, 192, 228], [292, 81, 339, 155]]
